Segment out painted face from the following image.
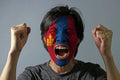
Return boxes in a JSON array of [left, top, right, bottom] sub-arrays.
[[45, 16, 79, 66]]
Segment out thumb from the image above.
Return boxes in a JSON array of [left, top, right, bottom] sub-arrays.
[[27, 27, 31, 35]]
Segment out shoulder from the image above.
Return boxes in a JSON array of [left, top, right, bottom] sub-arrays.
[[75, 60, 101, 68], [75, 59, 104, 71], [74, 60, 106, 78], [17, 61, 49, 80], [25, 62, 48, 73]]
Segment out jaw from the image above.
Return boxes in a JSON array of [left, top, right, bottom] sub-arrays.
[[49, 58, 75, 74]]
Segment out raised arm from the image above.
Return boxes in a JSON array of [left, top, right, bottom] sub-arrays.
[[92, 24, 120, 80], [0, 23, 30, 80]]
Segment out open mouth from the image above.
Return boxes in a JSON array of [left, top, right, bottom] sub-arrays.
[[55, 45, 69, 59]]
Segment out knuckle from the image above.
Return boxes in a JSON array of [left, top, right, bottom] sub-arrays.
[[11, 26, 17, 30], [108, 30, 113, 35]]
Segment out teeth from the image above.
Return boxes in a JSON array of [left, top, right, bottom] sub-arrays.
[[55, 47, 68, 49], [55, 46, 69, 55]]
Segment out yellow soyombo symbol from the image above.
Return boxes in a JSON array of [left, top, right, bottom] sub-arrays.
[[46, 34, 54, 46]]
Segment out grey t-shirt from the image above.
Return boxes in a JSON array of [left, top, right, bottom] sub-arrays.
[[17, 60, 107, 80]]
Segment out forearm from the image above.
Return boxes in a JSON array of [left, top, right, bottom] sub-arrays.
[[102, 52, 120, 80], [0, 51, 20, 80], [0, 23, 30, 80]]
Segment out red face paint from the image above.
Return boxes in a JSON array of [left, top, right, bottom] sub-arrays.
[[45, 16, 79, 66]]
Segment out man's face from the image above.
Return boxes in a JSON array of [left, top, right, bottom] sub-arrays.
[[45, 16, 79, 66]]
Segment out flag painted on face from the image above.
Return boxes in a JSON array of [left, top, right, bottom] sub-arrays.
[[46, 16, 79, 66]]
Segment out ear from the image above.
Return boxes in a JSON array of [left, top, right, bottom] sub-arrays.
[[43, 36, 46, 43], [77, 39, 80, 44]]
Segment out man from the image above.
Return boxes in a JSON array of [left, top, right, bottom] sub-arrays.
[[0, 6, 120, 80]]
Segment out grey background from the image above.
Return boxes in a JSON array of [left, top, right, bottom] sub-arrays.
[[0, 0, 120, 77]]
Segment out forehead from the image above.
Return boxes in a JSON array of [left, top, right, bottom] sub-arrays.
[[56, 16, 68, 29], [57, 16, 75, 29], [48, 16, 75, 31]]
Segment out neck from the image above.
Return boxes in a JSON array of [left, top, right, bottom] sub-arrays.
[[49, 58, 75, 74]]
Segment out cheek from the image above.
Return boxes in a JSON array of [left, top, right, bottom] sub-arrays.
[[68, 33, 78, 49], [45, 33, 56, 47], [45, 33, 56, 62], [67, 33, 78, 59]]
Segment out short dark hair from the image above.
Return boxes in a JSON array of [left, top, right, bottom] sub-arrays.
[[40, 5, 84, 57]]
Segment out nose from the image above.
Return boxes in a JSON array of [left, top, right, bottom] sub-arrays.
[[56, 30, 68, 45]]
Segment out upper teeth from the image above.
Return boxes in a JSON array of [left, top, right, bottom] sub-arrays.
[[55, 47, 68, 49], [55, 46, 69, 55]]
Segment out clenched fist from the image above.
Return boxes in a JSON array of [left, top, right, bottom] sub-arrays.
[[92, 24, 113, 57], [9, 23, 31, 55]]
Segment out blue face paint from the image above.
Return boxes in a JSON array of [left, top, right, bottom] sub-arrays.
[[56, 58, 68, 66], [55, 16, 69, 66], [56, 16, 68, 46]]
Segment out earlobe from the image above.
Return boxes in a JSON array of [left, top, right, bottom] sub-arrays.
[[43, 37, 46, 43], [77, 39, 80, 44]]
